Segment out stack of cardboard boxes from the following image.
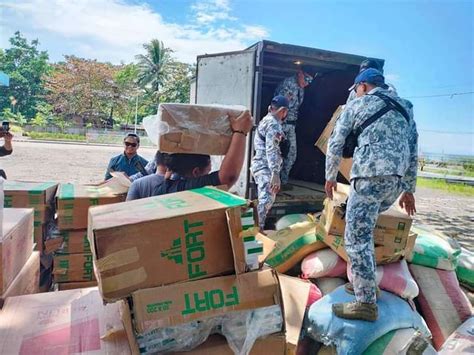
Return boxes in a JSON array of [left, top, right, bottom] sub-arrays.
[[0, 208, 39, 307], [52, 180, 128, 290], [87, 187, 311, 354], [3, 181, 58, 252]]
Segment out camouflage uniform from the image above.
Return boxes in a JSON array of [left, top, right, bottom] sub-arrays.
[[327, 87, 418, 304], [251, 113, 284, 230], [346, 82, 398, 103], [275, 75, 304, 184]]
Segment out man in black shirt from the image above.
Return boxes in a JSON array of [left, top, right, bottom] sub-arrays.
[[0, 131, 13, 179], [152, 110, 253, 196]]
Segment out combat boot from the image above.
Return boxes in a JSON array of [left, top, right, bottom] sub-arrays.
[[332, 301, 378, 322]]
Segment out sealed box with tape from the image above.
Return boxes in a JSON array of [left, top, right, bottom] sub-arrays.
[[88, 187, 252, 302]]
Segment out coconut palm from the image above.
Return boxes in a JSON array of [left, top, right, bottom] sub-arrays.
[[135, 39, 173, 104]]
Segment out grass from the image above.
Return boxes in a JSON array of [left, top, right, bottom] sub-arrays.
[[417, 177, 474, 197], [26, 131, 87, 141], [421, 166, 474, 178]]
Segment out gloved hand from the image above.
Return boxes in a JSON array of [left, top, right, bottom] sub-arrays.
[[270, 173, 281, 194]]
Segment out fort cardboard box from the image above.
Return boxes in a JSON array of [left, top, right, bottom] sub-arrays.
[[56, 181, 127, 230], [1, 208, 34, 293], [3, 181, 58, 207], [121, 269, 310, 355], [0, 251, 40, 308], [0, 288, 131, 354], [320, 184, 415, 264], [53, 253, 95, 283], [45, 229, 90, 254], [157, 103, 245, 155], [314, 106, 352, 181], [88, 187, 248, 302]]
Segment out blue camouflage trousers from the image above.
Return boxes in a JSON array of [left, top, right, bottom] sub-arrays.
[[345, 175, 403, 304], [281, 123, 297, 185], [253, 170, 277, 230]]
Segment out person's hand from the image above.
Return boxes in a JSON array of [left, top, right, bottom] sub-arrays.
[[325, 180, 337, 200], [4, 132, 13, 142], [399, 192, 416, 216], [270, 173, 281, 194], [230, 110, 253, 135]]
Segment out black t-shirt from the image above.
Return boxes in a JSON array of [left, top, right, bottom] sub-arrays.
[[152, 171, 221, 196]]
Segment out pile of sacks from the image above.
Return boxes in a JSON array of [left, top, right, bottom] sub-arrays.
[[268, 194, 473, 354]]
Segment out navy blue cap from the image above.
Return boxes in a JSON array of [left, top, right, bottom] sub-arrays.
[[271, 95, 289, 109], [354, 68, 388, 88]]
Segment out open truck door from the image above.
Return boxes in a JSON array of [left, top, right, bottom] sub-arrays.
[[194, 49, 258, 198]]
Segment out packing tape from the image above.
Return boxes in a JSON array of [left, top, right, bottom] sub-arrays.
[[101, 267, 147, 293], [96, 247, 140, 272]]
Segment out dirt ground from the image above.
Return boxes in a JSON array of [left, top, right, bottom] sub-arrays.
[[3, 140, 473, 251]]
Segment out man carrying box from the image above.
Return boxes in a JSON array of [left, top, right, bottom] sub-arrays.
[[325, 68, 418, 321]]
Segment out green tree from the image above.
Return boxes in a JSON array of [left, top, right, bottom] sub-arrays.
[[135, 40, 173, 104], [161, 62, 194, 103], [0, 31, 50, 119]]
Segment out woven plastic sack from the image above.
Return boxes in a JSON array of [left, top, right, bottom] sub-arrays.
[[456, 248, 474, 289], [347, 259, 419, 300], [409, 264, 473, 350], [406, 225, 461, 271], [438, 317, 474, 354], [301, 249, 346, 279], [306, 286, 431, 355], [314, 278, 346, 296], [265, 221, 326, 272], [363, 328, 437, 355], [276, 214, 311, 230]]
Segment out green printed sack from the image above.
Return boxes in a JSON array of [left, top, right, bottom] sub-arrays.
[[265, 221, 326, 272], [364, 328, 436, 355], [406, 225, 461, 271], [456, 248, 474, 289]]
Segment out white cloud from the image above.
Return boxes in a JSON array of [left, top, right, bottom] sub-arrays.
[[0, 0, 268, 64]]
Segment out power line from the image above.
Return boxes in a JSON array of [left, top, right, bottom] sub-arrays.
[[406, 91, 474, 99], [419, 129, 474, 135]]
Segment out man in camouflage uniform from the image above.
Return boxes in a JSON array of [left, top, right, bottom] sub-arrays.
[[325, 68, 418, 321], [274, 67, 315, 188], [251, 95, 289, 231]]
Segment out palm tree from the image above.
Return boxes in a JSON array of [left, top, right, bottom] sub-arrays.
[[135, 39, 173, 105]]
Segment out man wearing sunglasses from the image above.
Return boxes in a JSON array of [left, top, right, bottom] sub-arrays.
[[274, 66, 316, 190], [104, 133, 149, 180]]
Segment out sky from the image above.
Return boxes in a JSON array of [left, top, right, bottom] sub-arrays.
[[0, 0, 473, 155]]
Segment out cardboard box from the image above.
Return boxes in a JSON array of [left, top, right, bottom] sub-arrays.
[[0, 251, 40, 308], [121, 269, 310, 355], [314, 105, 352, 181], [56, 280, 99, 291], [320, 184, 415, 264], [45, 229, 90, 254], [57, 181, 128, 230], [1, 208, 34, 293], [0, 287, 131, 354], [174, 334, 287, 355], [53, 253, 95, 283], [157, 103, 244, 155], [33, 221, 46, 252], [3, 181, 58, 207], [88, 187, 248, 302]]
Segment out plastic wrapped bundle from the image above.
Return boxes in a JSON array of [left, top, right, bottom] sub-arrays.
[[456, 248, 474, 290], [136, 305, 283, 354], [275, 214, 311, 230], [301, 249, 346, 279], [409, 264, 473, 350], [407, 225, 461, 271], [347, 259, 419, 300]]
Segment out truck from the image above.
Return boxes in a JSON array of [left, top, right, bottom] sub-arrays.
[[192, 40, 384, 226]]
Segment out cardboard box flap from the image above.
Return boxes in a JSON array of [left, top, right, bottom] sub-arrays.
[[89, 187, 247, 231], [131, 269, 280, 333], [57, 181, 128, 200], [277, 274, 311, 350], [2, 208, 34, 241], [110, 171, 132, 188]]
